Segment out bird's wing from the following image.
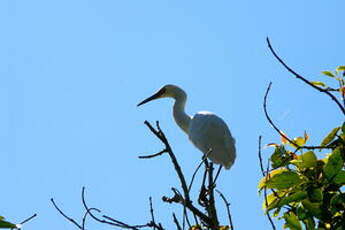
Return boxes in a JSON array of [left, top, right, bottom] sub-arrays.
[[188, 111, 236, 168]]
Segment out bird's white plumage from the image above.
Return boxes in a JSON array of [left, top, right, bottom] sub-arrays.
[[188, 111, 236, 169], [138, 84, 236, 169]]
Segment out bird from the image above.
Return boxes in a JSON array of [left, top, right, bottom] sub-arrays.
[[137, 84, 236, 170]]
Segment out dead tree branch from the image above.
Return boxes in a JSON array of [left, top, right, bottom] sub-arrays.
[[140, 120, 214, 227], [51, 187, 163, 230], [53, 120, 233, 230]]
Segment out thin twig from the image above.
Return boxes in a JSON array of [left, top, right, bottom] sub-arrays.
[[19, 213, 37, 225], [263, 82, 333, 150], [264, 187, 276, 230], [266, 37, 345, 115], [82, 208, 99, 230], [172, 213, 182, 230], [258, 135, 277, 230], [149, 197, 157, 230], [81, 187, 143, 229], [139, 149, 167, 159], [182, 203, 192, 229], [103, 215, 148, 229], [264, 160, 276, 230], [51, 198, 83, 229], [215, 190, 234, 230], [258, 136, 266, 177]]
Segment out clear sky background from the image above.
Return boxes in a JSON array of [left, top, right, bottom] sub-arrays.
[[1, 0, 344, 229]]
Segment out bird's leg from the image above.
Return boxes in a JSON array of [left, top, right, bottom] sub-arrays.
[[212, 165, 223, 187]]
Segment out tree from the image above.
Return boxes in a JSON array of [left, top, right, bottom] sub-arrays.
[[258, 39, 345, 230], [3, 38, 343, 230]]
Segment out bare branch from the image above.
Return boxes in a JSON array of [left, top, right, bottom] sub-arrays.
[[266, 37, 345, 115], [82, 208, 100, 230], [148, 197, 165, 230], [51, 198, 83, 229], [19, 213, 37, 225], [139, 149, 167, 159], [264, 158, 276, 230], [149, 197, 156, 230], [102, 215, 149, 229], [263, 187, 276, 230], [258, 136, 266, 177], [215, 189, 234, 230], [81, 187, 145, 229], [144, 121, 189, 198], [257, 134, 277, 230], [172, 213, 182, 230], [143, 120, 212, 226]]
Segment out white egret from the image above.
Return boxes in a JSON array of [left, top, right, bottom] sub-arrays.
[[137, 84, 236, 169]]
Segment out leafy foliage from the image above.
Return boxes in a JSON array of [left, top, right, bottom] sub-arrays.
[[259, 67, 345, 230], [260, 125, 345, 229]]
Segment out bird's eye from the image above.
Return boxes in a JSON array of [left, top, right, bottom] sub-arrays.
[[159, 87, 166, 95]]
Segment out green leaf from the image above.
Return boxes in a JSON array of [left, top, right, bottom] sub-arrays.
[[276, 191, 307, 209], [336, 66, 345, 71], [333, 170, 345, 184], [263, 171, 302, 190], [323, 147, 344, 180], [308, 188, 323, 202], [303, 218, 315, 230], [302, 199, 322, 218], [321, 71, 335, 77], [296, 206, 307, 220], [284, 212, 302, 230], [0, 220, 18, 229], [342, 122, 345, 134], [295, 151, 317, 169], [321, 127, 340, 146], [270, 145, 291, 168], [258, 168, 287, 190], [330, 193, 345, 206], [310, 81, 326, 87]]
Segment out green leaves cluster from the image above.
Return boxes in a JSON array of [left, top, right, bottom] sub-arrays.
[[259, 123, 345, 230]]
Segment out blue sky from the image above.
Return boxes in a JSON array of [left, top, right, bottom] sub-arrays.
[[1, 0, 344, 229]]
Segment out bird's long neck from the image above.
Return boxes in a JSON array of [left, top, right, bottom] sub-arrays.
[[173, 94, 191, 134]]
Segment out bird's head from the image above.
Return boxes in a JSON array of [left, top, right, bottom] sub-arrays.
[[137, 84, 185, 106]]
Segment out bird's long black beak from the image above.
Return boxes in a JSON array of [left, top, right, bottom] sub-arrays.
[[137, 89, 165, 107]]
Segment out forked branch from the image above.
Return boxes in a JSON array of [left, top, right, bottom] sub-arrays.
[[140, 120, 213, 226]]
